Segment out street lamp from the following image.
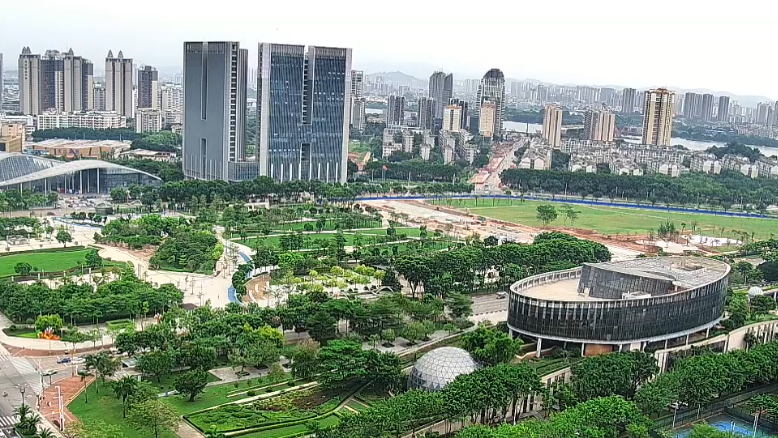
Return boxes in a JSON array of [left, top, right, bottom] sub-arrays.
[[18, 385, 26, 408]]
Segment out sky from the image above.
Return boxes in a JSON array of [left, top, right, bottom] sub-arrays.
[[1, 0, 775, 99]]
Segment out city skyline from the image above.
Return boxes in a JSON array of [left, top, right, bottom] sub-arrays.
[[1, 0, 776, 99]]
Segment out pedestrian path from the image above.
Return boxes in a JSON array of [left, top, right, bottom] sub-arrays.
[[9, 357, 42, 396]]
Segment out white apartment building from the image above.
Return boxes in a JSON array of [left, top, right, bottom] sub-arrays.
[[542, 104, 563, 147], [690, 153, 722, 174], [105, 50, 133, 117], [135, 108, 163, 133], [36, 111, 126, 130], [442, 104, 462, 131], [159, 84, 183, 112]]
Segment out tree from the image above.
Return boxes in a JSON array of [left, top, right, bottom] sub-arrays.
[[112, 376, 139, 418], [751, 294, 777, 316], [317, 340, 367, 387], [291, 339, 320, 380], [460, 325, 523, 366], [136, 348, 176, 383], [35, 314, 63, 334], [306, 310, 337, 345], [14, 262, 32, 276], [401, 322, 426, 345], [364, 350, 404, 392], [127, 399, 179, 438], [174, 369, 210, 402], [535, 204, 558, 227], [445, 293, 473, 319], [735, 261, 753, 283], [561, 204, 581, 226], [56, 230, 73, 247], [570, 351, 658, 401], [86, 351, 120, 385], [380, 328, 396, 346], [85, 249, 103, 268]]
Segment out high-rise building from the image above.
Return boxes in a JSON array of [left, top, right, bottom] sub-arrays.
[[105, 50, 133, 117], [0, 53, 4, 109], [183, 41, 248, 181], [386, 95, 405, 127], [642, 88, 674, 146], [428, 71, 453, 122], [351, 70, 364, 98], [442, 104, 462, 131], [535, 85, 548, 104], [542, 104, 563, 147], [577, 86, 599, 104], [683, 92, 704, 120], [351, 98, 366, 131], [599, 87, 616, 107], [621, 87, 636, 114], [583, 107, 616, 142], [63, 49, 93, 112], [18, 48, 40, 115], [137, 65, 159, 109], [256, 43, 352, 183], [18, 48, 93, 114], [701, 94, 714, 122], [478, 101, 497, 139], [477, 68, 505, 137], [159, 84, 184, 112], [717, 96, 730, 122], [417, 96, 434, 130], [449, 98, 468, 130], [757, 102, 772, 126], [93, 84, 106, 111]]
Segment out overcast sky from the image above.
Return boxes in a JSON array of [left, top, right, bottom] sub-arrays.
[[1, 0, 774, 98]]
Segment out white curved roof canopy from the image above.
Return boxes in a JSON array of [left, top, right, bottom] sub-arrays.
[[0, 153, 160, 186]]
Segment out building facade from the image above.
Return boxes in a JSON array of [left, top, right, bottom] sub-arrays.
[[478, 101, 496, 139], [583, 107, 615, 142], [36, 111, 126, 130], [442, 104, 462, 132], [256, 43, 352, 183], [137, 65, 159, 109], [477, 69, 505, 137], [542, 104, 563, 147], [417, 96, 434, 130], [717, 96, 730, 122], [429, 71, 453, 122], [105, 50, 134, 117], [621, 87, 636, 114], [642, 88, 674, 146], [386, 95, 405, 127], [507, 257, 730, 355], [135, 108, 163, 133], [183, 41, 248, 181]]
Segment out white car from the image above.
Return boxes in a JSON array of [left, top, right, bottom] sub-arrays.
[[71, 357, 86, 365]]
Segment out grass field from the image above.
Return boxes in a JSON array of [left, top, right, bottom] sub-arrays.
[[444, 199, 778, 240], [232, 227, 427, 250], [0, 248, 94, 277]]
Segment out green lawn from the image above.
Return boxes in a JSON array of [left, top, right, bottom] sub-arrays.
[[0, 248, 93, 277], [68, 382, 178, 438], [238, 413, 340, 438], [2, 328, 38, 339], [345, 399, 370, 412], [443, 199, 778, 240]]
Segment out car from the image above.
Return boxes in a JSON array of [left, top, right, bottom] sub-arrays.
[[42, 369, 57, 376], [71, 357, 85, 365], [56, 357, 71, 364], [496, 291, 507, 299]]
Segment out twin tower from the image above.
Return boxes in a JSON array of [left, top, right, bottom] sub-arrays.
[[182, 42, 352, 183]]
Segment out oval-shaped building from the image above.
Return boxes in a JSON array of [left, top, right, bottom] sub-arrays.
[[507, 257, 730, 356]]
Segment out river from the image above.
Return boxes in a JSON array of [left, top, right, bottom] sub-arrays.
[[622, 136, 778, 157]]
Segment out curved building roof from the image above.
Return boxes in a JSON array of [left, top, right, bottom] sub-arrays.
[[0, 153, 160, 186], [408, 347, 478, 392], [483, 68, 505, 81]]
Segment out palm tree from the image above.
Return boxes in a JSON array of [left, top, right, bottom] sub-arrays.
[[36, 429, 56, 438], [78, 369, 93, 403], [112, 376, 138, 418]]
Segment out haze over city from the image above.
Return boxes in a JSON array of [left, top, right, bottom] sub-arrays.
[[1, 0, 776, 98]]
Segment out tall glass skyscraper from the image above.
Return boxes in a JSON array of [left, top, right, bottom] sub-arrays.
[[256, 44, 352, 183], [182, 41, 248, 181]]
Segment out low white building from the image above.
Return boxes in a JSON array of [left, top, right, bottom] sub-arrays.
[[36, 111, 126, 131], [690, 152, 722, 174], [136, 108, 163, 134]]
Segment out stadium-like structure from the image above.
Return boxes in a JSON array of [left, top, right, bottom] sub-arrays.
[[0, 153, 160, 194], [507, 257, 730, 356]]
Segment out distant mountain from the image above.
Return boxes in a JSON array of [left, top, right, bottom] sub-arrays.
[[368, 71, 424, 84]]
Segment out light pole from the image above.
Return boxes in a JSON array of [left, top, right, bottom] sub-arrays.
[[18, 385, 26, 408]]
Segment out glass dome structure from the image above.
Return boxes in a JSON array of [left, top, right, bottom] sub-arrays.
[[408, 347, 478, 392], [748, 286, 765, 298]]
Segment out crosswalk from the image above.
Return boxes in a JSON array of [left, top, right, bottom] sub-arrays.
[[9, 357, 42, 396], [0, 416, 15, 429]]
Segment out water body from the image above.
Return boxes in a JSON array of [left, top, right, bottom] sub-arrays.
[[622, 136, 778, 157], [365, 108, 384, 115]]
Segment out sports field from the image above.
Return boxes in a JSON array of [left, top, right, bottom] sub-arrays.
[[442, 199, 778, 240], [0, 248, 96, 277]]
